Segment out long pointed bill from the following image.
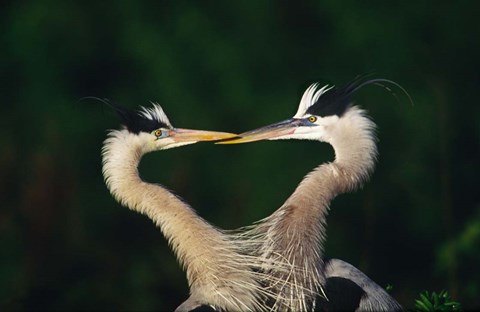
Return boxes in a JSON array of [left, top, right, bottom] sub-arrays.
[[217, 118, 303, 144], [170, 128, 238, 142]]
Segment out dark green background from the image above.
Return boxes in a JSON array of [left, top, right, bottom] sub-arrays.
[[1, 1, 479, 310]]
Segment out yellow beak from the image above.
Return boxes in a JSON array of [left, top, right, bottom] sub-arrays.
[[171, 128, 238, 142]]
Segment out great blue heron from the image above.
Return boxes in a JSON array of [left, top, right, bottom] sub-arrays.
[[219, 77, 408, 311], [101, 102, 294, 311]]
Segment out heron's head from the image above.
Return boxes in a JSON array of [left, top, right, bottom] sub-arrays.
[[219, 77, 409, 145], [106, 101, 237, 151]]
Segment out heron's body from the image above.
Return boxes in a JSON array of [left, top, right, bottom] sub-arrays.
[[101, 105, 276, 311], [223, 78, 405, 311], [239, 108, 400, 311]]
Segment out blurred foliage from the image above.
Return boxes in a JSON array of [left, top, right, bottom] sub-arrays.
[[412, 290, 462, 312], [1, 0, 479, 310]]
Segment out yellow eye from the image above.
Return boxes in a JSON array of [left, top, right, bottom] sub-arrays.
[[154, 130, 162, 137], [308, 116, 317, 123]]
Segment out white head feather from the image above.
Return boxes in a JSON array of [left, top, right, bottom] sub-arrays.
[[293, 84, 334, 118], [139, 102, 173, 128]]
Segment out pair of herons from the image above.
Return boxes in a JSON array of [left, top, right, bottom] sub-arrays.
[[101, 77, 408, 311]]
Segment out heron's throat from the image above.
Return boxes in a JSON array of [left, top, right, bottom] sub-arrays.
[[330, 108, 377, 191], [101, 130, 226, 264], [101, 130, 224, 279]]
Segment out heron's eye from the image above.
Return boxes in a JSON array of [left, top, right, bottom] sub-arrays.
[[308, 116, 317, 123], [154, 129, 170, 139]]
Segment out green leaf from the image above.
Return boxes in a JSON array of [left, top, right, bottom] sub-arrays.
[[420, 293, 434, 310], [413, 290, 463, 312], [415, 299, 431, 311], [433, 291, 440, 307]]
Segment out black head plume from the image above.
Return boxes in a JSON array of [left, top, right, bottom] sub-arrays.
[[305, 76, 412, 117], [82, 97, 171, 133], [109, 100, 172, 133]]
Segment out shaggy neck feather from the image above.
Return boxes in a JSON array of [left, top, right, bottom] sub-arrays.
[[101, 130, 263, 311]]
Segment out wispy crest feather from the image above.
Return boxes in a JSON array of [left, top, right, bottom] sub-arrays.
[[294, 84, 334, 118], [140, 102, 172, 128]]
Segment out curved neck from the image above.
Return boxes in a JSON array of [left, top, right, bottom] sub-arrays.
[[102, 130, 228, 285], [101, 130, 272, 311], [286, 107, 377, 241], [255, 107, 377, 310]]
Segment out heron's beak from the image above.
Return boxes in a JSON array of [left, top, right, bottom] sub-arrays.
[[218, 118, 303, 144], [170, 128, 238, 142]]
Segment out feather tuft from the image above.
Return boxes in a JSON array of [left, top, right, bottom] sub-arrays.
[[107, 101, 171, 133], [296, 76, 412, 118]]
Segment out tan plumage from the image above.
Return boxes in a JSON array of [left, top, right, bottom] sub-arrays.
[[232, 107, 378, 310], [101, 104, 295, 312], [221, 78, 405, 311]]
